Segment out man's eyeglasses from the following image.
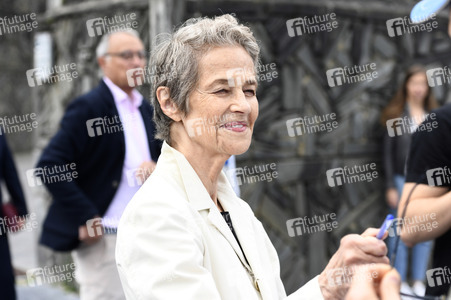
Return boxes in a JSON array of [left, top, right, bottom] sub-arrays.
[[104, 50, 147, 60], [391, 182, 449, 300]]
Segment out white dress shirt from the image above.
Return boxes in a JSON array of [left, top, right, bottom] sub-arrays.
[[116, 142, 323, 299], [102, 77, 151, 228]]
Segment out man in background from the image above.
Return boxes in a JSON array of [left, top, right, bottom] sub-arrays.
[[36, 30, 161, 300]]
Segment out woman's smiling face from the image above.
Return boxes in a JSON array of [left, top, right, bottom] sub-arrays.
[[182, 45, 259, 156]]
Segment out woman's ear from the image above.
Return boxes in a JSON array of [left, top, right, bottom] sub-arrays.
[[156, 87, 182, 122]]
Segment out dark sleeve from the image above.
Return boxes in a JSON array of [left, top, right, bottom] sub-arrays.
[[405, 110, 450, 185], [383, 133, 396, 189], [36, 98, 98, 225], [1, 135, 28, 216]]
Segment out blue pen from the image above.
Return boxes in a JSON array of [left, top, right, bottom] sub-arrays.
[[376, 214, 394, 240]]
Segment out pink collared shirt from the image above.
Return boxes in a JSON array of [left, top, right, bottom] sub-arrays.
[[102, 77, 151, 228]]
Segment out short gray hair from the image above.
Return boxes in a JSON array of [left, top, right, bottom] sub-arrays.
[[96, 29, 140, 58], [149, 14, 260, 143]]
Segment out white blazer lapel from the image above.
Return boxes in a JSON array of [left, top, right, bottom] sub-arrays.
[[206, 208, 250, 270], [167, 144, 252, 270], [218, 172, 273, 298]]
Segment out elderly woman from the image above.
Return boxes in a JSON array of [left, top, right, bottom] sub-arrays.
[[116, 15, 396, 299]]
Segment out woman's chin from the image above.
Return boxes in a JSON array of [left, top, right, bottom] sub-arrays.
[[224, 141, 251, 155]]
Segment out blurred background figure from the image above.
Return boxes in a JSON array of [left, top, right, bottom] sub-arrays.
[[35, 30, 161, 300], [380, 65, 438, 297], [397, 1, 451, 298], [224, 155, 241, 197], [0, 132, 28, 300]]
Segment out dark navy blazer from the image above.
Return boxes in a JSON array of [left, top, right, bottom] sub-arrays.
[[37, 80, 161, 251], [0, 133, 28, 300], [0, 133, 27, 218]]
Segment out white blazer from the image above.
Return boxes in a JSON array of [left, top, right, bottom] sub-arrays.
[[116, 142, 323, 300]]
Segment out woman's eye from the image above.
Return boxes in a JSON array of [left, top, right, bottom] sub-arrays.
[[214, 89, 229, 95], [244, 89, 256, 96]]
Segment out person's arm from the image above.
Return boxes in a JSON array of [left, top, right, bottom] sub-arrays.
[[383, 134, 396, 190], [36, 98, 98, 226], [1, 135, 27, 216], [398, 106, 451, 246], [399, 183, 451, 246], [398, 108, 451, 246], [383, 134, 398, 209]]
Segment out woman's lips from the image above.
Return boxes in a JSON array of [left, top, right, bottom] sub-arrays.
[[220, 121, 248, 132]]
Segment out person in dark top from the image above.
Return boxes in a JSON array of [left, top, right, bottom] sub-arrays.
[[400, 103, 451, 297], [0, 132, 28, 300], [399, 0, 451, 297], [381, 65, 438, 296]]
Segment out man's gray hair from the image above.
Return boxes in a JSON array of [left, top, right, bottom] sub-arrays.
[[96, 29, 140, 58], [150, 14, 260, 143]]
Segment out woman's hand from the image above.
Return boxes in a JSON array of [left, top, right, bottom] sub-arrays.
[[386, 188, 399, 209], [345, 264, 401, 300], [318, 228, 389, 300]]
